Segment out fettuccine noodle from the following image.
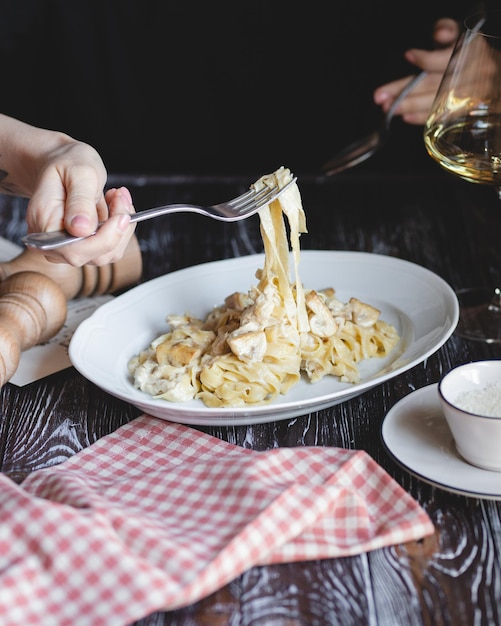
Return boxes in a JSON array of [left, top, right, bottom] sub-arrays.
[[128, 167, 400, 407]]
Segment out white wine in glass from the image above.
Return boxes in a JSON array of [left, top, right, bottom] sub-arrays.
[[424, 10, 501, 343]]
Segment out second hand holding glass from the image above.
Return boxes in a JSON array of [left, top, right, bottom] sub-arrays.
[[424, 10, 501, 343]]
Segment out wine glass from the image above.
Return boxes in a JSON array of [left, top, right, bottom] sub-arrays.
[[424, 10, 501, 343]]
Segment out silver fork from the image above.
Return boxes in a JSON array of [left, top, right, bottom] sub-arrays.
[[22, 177, 297, 250]]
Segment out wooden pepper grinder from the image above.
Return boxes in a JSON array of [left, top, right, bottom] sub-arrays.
[[0, 271, 67, 386], [0, 234, 143, 385], [0, 234, 143, 299]]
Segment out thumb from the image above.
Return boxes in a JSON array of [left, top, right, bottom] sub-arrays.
[[62, 173, 107, 237], [25, 167, 103, 236]]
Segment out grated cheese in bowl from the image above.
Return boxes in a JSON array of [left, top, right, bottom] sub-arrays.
[[454, 381, 501, 417]]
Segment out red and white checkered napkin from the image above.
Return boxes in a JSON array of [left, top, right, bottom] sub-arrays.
[[0, 414, 433, 626]]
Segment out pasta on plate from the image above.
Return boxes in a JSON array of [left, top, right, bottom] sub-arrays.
[[128, 167, 400, 407]]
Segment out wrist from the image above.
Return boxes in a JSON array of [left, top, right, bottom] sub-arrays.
[[0, 114, 73, 197]]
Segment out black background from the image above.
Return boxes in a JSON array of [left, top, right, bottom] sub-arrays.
[[0, 0, 473, 176]]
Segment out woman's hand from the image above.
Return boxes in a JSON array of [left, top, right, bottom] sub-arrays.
[[0, 113, 136, 266], [373, 18, 460, 125]]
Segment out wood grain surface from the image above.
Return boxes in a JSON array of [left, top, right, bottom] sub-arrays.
[[1, 168, 500, 625]]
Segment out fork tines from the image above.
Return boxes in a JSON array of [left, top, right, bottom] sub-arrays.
[[232, 178, 296, 214]]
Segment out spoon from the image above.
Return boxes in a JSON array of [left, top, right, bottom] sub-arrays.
[[322, 71, 427, 176]]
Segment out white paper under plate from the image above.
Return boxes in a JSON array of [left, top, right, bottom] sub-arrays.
[[69, 251, 459, 425]]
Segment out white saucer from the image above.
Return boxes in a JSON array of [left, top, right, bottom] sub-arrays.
[[381, 384, 501, 499]]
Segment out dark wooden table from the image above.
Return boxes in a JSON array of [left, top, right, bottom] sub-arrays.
[[1, 165, 500, 625]]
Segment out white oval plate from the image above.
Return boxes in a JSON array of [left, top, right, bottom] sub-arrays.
[[69, 251, 459, 425], [382, 384, 501, 499]]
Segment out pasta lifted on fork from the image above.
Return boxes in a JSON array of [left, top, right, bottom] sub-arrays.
[[128, 167, 400, 407]]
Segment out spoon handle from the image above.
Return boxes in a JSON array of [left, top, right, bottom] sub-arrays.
[[322, 71, 428, 176], [384, 71, 427, 129]]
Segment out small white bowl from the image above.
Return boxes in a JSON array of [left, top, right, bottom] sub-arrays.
[[438, 360, 501, 472]]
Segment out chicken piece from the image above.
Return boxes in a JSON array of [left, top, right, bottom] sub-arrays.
[[239, 284, 276, 329], [305, 290, 337, 337], [156, 341, 200, 367], [322, 287, 336, 298], [224, 292, 252, 311], [227, 330, 267, 362], [349, 297, 380, 327], [322, 291, 351, 319]]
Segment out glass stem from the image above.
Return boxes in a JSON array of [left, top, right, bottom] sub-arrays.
[[494, 188, 501, 312]]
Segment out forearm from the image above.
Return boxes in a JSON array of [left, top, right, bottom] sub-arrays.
[[0, 113, 74, 197]]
